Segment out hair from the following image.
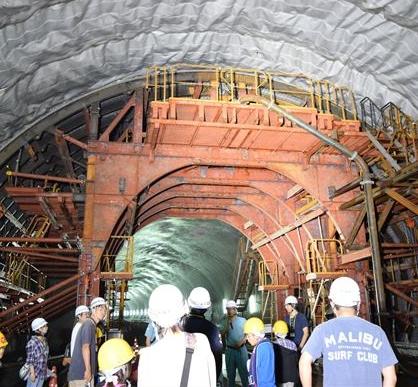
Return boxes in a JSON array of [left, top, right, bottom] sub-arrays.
[[190, 307, 207, 315], [97, 365, 131, 387], [275, 333, 287, 339], [334, 304, 358, 312]]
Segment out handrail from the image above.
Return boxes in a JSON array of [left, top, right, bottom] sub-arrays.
[[146, 64, 357, 121]]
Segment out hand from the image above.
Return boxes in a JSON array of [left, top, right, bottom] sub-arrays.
[[30, 371, 36, 382], [84, 369, 92, 383]]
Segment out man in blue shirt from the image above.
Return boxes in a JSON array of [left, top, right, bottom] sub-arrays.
[[244, 317, 275, 387], [222, 300, 249, 387], [300, 277, 397, 387], [284, 295, 309, 350]]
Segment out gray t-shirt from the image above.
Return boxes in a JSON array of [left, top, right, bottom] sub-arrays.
[[303, 316, 397, 387], [68, 318, 96, 381]]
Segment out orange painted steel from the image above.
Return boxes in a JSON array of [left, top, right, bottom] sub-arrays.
[[76, 92, 371, 303]]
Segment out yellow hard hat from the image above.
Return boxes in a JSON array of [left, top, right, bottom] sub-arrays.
[[0, 331, 8, 348], [244, 317, 265, 334], [273, 320, 288, 335], [98, 338, 135, 371]]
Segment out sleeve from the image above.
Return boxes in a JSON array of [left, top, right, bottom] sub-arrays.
[[144, 323, 155, 340], [80, 321, 94, 346], [255, 343, 275, 386], [301, 325, 322, 361], [209, 325, 223, 378], [378, 329, 398, 369], [26, 339, 36, 365], [299, 313, 309, 329]]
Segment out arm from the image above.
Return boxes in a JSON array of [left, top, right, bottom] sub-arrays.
[[26, 340, 37, 381], [82, 343, 91, 381], [255, 343, 275, 385], [145, 336, 151, 347], [299, 326, 309, 349], [382, 365, 397, 387], [299, 352, 313, 387]]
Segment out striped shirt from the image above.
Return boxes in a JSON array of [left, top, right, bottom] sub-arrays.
[[26, 336, 49, 378]]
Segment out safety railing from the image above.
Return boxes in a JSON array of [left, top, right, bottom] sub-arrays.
[[305, 239, 343, 274], [360, 97, 417, 167], [146, 64, 357, 120], [4, 256, 46, 293], [101, 235, 134, 278]]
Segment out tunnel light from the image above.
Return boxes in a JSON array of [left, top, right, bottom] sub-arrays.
[[249, 295, 257, 314], [37, 297, 44, 303], [19, 297, 25, 303]]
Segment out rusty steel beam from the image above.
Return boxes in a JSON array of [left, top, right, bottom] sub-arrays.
[[6, 171, 83, 185], [62, 133, 89, 151], [55, 129, 77, 178], [0, 246, 79, 254], [378, 199, 395, 231], [0, 237, 67, 243], [4, 285, 77, 332], [0, 274, 80, 320], [345, 205, 366, 248]]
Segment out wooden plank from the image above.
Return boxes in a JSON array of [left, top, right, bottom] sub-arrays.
[[385, 188, 418, 215], [340, 246, 372, 264], [252, 208, 325, 249]]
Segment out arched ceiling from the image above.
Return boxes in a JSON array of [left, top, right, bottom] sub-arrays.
[[124, 218, 241, 322], [1, 0, 417, 145]]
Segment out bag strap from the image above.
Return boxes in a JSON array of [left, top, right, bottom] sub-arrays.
[[180, 333, 196, 387]]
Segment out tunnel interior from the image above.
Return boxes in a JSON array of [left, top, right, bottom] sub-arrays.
[[122, 218, 242, 323]]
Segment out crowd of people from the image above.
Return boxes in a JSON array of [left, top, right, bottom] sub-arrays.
[[0, 276, 398, 386]]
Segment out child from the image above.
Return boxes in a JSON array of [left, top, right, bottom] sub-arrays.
[[272, 320, 298, 387]]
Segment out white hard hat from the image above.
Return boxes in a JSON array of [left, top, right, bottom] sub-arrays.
[[285, 295, 298, 305], [226, 300, 237, 309], [31, 317, 48, 331], [188, 287, 211, 309], [75, 305, 89, 316], [329, 277, 361, 307], [90, 297, 107, 310], [148, 284, 188, 328]]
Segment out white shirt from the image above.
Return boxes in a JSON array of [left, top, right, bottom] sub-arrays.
[[138, 330, 216, 387], [70, 321, 81, 357]]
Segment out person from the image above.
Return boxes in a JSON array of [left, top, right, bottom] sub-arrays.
[[299, 276, 398, 387], [0, 331, 8, 365], [144, 321, 158, 346], [182, 287, 223, 381], [222, 300, 249, 387], [97, 338, 135, 387], [68, 296, 108, 387], [284, 295, 309, 350], [71, 305, 90, 356], [137, 284, 216, 387], [272, 320, 298, 387], [244, 317, 275, 387], [25, 317, 54, 387]]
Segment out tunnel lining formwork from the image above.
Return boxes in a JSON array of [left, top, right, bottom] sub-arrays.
[[0, 66, 416, 359]]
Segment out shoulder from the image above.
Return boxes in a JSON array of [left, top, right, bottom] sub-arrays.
[[296, 312, 308, 323]]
